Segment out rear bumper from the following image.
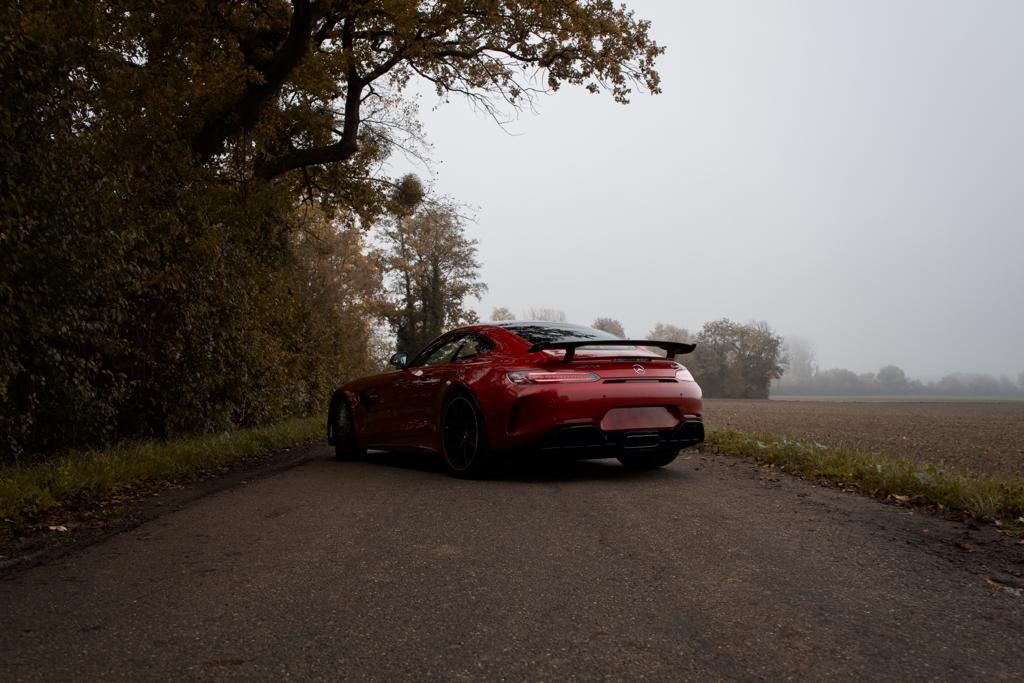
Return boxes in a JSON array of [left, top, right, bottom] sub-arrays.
[[482, 379, 703, 455], [532, 419, 704, 458]]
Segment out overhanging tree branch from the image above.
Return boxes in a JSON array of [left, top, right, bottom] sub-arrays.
[[215, 1, 663, 182], [254, 12, 365, 180], [191, 0, 322, 161]]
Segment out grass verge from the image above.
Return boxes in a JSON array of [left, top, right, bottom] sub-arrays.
[[0, 417, 322, 526], [705, 428, 1024, 526]]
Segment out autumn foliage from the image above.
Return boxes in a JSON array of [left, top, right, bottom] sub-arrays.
[[0, 1, 662, 462]]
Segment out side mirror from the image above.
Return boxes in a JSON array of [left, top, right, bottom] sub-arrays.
[[388, 352, 409, 370]]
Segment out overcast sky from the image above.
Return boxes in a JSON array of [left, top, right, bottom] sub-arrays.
[[394, 0, 1023, 379]]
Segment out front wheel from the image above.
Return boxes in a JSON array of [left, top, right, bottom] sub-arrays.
[[617, 449, 679, 470], [440, 393, 491, 478], [331, 397, 366, 460]]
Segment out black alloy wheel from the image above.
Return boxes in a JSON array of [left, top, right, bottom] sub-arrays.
[[441, 394, 491, 477], [333, 399, 366, 460]]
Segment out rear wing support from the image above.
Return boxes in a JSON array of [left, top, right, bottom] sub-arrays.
[[527, 339, 697, 362]]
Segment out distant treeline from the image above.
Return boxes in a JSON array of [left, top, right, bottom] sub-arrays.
[[772, 367, 1024, 398], [772, 338, 1024, 398]]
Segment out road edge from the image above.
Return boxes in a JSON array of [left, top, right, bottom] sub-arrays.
[[0, 440, 328, 577]]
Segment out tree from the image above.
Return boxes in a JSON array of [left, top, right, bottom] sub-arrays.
[[592, 318, 626, 338], [876, 365, 909, 394], [189, 2, 663, 176], [384, 174, 426, 355], [688, 319, 785, 399], [645, 322, 691, 357], [649, 323, 692, 342], [380, 204, 486, 356], [782, 336, 816, 382], [490, 307, 516, 321], [143, 0, 664, 195], [527, 309, 567, 323], [815, 368, 864, 395]]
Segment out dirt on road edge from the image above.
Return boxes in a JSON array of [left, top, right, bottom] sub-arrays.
[[0, 441, 326, 576]]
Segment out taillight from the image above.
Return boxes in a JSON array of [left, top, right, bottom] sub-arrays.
[[507, 370, 600, 384], [675, 367, 695, 382]]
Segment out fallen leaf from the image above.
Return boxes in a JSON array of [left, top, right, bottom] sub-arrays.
[[48, 525, 68, 533], [892, 495, 910, 504], [985, 578, 1024, 598]]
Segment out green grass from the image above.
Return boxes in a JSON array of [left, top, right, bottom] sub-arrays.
[[0, 417, 322, 525], [705, 428, 1024, 524]]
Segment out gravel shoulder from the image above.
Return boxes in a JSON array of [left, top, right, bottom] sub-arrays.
[[704, 398, 1024, 478]]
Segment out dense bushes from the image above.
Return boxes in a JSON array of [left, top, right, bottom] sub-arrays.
[[0, 5, 379, 462], [0, 140, 382, 462]]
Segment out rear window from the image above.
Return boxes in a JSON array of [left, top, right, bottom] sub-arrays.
[[503, 323, 624, 346]]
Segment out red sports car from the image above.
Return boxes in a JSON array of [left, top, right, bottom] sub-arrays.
[[327, 322, 704, 477]]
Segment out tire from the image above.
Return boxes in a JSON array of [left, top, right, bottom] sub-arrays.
[[617, 449, 679, 470], [440, 393, 492, 478], [331, 397, 366, 460]]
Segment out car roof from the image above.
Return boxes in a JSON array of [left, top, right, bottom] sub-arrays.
[[489, 320, 584, 327], [449, 321, 596, 332], [435, 322, 664, 359]]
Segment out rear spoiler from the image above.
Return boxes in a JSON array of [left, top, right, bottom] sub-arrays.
[[527, 339, 696, 362]]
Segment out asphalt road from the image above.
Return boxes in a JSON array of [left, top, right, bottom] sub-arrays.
[[2, 446, 1023, 681]]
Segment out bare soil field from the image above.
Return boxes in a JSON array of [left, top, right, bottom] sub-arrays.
[[703, 398, 1024, 479]]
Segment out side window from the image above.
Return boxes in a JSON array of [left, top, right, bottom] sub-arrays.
[[411, 335, 465, 367], [453, 335, 493, 362]]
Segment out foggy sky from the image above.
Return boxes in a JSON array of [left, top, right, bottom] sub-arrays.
[[393, 0, 1024, 379]]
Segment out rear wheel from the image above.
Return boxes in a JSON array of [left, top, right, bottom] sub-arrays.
[[617, 449, 679, 470], [441, 393, 491, 478], [332, 398, 366, 460]]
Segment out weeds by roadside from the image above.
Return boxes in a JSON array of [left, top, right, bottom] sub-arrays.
[[705, 428, 1024, 532], [0, 417, 322, 528]]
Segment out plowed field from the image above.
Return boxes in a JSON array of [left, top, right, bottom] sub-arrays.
[[703, 398, 1024, 478]]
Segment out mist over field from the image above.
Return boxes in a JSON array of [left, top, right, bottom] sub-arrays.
[[397, 0, 1024, 380]]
